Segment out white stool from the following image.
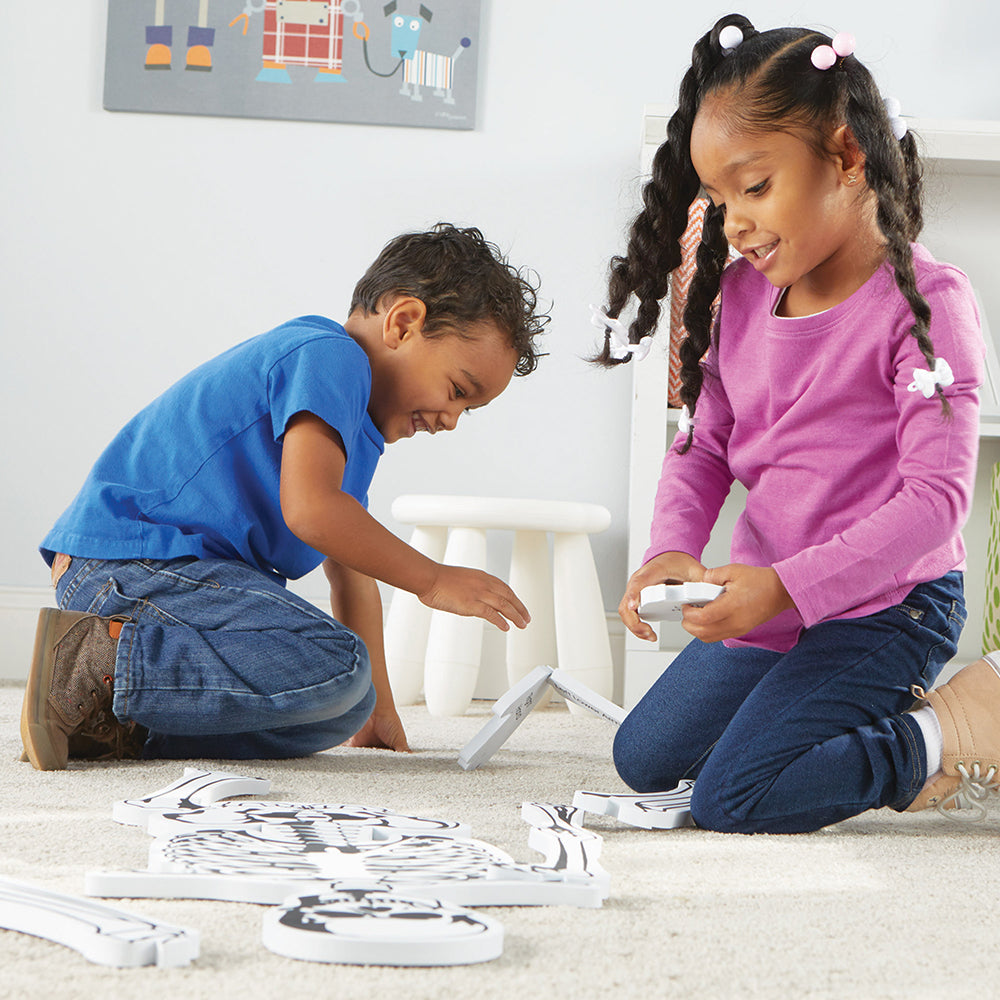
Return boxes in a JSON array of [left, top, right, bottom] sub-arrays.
[[384, 495, 615, 717]]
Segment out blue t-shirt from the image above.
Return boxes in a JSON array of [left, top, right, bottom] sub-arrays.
[[41, 317, 385, 582]]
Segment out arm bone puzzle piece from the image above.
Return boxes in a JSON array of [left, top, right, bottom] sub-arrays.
[[572, 781, 696, 830], [0, 878, 199, 968], [458, 665, 625, 771], [114, 767, 272, 829], [262, 889, 504, 966], [637, 583, 725, 622]]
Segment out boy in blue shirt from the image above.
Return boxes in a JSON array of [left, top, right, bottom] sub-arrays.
[[22, 223, 547, 769]]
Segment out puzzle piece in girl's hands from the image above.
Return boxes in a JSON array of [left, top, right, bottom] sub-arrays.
[[87, 799, 608, 909], [572, 781, 696, 830], [458, 665, 625, 771], [262, 889, 504, 966], [638, 583, 724, 621], [0, 878, 199, 968]]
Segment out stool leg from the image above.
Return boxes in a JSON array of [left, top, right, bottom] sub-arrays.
[[552, 531, 615, 711], [424, 526, 487, 716], [384, 525, 448, 706], [507, 530, 557, 705]]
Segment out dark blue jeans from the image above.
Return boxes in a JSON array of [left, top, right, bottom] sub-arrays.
[[55, 556, 376, 759], [613, 573, 966, 833]]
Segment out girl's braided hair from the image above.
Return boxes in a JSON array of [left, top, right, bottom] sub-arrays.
[[595, 13, 944, 451]]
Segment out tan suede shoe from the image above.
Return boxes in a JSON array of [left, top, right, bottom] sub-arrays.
[[906, 652, 1000, 819], [20, 608, 145, 770]]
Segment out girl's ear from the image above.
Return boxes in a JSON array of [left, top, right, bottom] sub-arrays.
[[381, 295, 428, 348], [831, 124, 866, 184]]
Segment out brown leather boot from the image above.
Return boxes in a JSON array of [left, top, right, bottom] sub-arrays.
[[21, 609, 146, 770], [906, 653, 1000, 819]]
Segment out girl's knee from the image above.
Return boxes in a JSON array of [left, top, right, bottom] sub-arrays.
[[612, 716, 685, 793]]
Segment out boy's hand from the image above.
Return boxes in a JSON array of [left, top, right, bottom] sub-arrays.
[[619, 551, 706, 641], [345, 706, 410, 752], [418, 565, 530, 631], [681, 563, 794, 643]]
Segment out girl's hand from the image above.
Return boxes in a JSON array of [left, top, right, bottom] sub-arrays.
[[418, 565, 530, 632], [344, 705, 411, 752], [681, 564, 795, 643], [619, 551, 707, 642]]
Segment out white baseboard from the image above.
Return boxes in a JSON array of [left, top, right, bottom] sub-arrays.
[[0, 587, 53, 681]]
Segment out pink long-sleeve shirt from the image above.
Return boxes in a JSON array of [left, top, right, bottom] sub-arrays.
[[645, 245, 984, 652]]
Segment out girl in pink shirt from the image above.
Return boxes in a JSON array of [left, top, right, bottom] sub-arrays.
[[595, 14, 999, 831]]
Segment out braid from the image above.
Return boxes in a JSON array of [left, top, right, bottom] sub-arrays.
[[594, 15, 756, 367], [676, 203, 728, 452]]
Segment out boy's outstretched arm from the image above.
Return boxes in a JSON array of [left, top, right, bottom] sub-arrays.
[[323, 557, 409, 752], [280, 411, 530, 626]]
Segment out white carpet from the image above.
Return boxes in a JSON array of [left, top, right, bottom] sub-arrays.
[[1, 681, 998, 1000]]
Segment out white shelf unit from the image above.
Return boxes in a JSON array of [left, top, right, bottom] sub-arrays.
[[624, 109, 1000, 706]]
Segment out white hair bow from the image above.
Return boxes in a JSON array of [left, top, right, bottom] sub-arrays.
[[677, 405, 696, 435], [908, 357, 954, 398], [590, 304, 653, 362]]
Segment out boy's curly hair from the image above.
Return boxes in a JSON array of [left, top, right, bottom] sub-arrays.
[[351, 223, 548, 376]]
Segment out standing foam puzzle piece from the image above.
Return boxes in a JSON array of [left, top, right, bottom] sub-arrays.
[[458, 665, 625, 770], [88, 786, 608, 908], [115, 767, 470, 840], [572, 781, 696, 830], [0, 878, 199, 968], [262, 888, 504, 966]]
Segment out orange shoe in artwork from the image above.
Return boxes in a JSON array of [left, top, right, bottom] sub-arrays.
[[186, 44, 212, 71], [145, 43, 172, 70]]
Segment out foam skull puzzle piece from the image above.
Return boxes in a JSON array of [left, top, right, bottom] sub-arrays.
[[262, 888, 504, 966]]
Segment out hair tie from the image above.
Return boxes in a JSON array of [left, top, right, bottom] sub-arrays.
[[883, 96, 908, 141], [677, 405, 696, 435], [589, 304, 653, 362], [908, 358, 954, 398], [719, 24, 744, 55], [811, 31, 855, 70]]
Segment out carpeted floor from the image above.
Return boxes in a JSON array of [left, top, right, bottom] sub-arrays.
[[1, 681, 998, 1000]]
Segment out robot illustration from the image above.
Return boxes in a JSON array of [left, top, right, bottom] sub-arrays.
[[354, 2, 471, 104], [231, 0, 364, 83], [144, 0, 216, 71]]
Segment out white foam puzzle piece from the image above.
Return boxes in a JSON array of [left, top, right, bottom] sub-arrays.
[[88, 772, 609, 909], [637, 583, 724, 622], [0, 878, 199, 968], [115, 767, 471, 840], [262, 888, 504, 966], [572, 781, 696, 830], [458, 665, 625, 771]]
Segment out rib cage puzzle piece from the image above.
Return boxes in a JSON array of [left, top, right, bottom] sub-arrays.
[[262, 889, 504, 966], [89, 770, 609, 909], [572, 781, 696, 830], [0, 878, 199, 968]]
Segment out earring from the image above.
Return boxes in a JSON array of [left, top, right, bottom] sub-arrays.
[[846, 174, 858, 185]]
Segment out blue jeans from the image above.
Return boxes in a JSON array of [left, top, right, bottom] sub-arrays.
[[55, 557, 375, 759], [613, 573, 966, 833]]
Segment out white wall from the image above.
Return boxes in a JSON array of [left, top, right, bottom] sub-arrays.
[[3, 2, 998, 633]]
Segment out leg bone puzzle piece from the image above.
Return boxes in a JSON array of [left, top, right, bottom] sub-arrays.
[[458, 665, 625, 770], [573, 781, 696, 830], [88, 772, 609, 909], [638, 583, 725, 622], [384, 495, 614, 716], [263, 888, 504, 966], [0, 878, 199, 968]]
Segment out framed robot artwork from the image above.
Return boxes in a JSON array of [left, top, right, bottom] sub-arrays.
[[104, 0, 481, 129]]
